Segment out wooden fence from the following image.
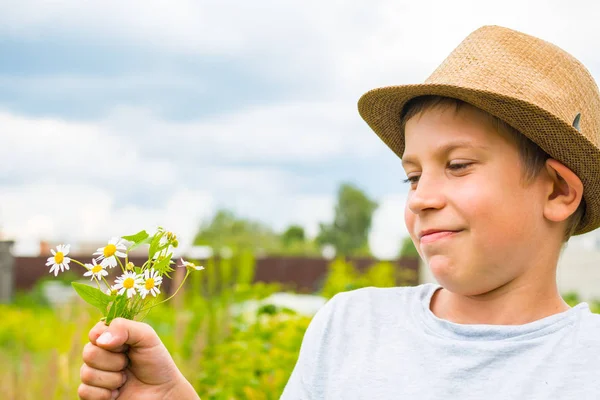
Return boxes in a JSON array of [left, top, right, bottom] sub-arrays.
[[13, 255, 419, 295]]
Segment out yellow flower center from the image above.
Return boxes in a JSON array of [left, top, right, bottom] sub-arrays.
[[92, 265, 103, 273], [126, 262, 134, 270], [123, 277, 135, 289], [104, 244, 117, 257], [145, 278, 155, 290], [54, 252, 64, 264]]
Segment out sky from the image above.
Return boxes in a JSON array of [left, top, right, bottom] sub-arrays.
[[1, 0, 600, 258]]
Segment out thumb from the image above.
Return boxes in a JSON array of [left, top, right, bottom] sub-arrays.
[[94, 318, 161, 352]]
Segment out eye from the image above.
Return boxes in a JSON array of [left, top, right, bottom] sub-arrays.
[[402, 175, 419, 185], [448, 162, 472, 171]]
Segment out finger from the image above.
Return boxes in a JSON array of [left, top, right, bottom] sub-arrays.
[[80, 364, 127, 390], [89, 321, 129, 353], [95, 318, 161, 352], [77, 383, 119, 400], [82, 342, 129, 372]]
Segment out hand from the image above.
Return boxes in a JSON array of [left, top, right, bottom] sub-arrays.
[[78, 318, 199, 400]]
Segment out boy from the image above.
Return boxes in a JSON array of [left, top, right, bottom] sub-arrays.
[[78, 25, 600, 399]]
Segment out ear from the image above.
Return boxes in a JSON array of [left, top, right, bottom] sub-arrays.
[[543, 159, 583, 223]]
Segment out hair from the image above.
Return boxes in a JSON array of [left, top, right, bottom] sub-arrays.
[[399, 95, 586, 243]]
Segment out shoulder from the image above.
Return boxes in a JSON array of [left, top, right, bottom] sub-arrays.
[[327, 283, 436, 310], [575, 306, 600, 341], [313, 284, 436, 332]]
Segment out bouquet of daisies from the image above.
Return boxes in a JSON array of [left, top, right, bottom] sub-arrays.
[[44, 227, 204, 324]]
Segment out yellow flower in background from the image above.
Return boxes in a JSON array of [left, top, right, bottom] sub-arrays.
[[83, 259, 108, 281], [113, 271, 143, 298], [46, 244, 71, 276], [139, 268, 163, 299], [94, 237, 127, 269]]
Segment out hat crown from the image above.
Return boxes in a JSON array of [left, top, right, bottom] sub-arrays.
[[426, 25, 600, 148]]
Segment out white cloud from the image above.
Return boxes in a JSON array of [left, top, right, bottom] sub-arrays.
[[2, 1, 599, 96], [0, 111, 175, 189], [1, 183, 214, 256], [0, 107, 354, 255], [102, 101, 383, 164]]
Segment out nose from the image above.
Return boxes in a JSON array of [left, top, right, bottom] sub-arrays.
[[406, 173, 446, 214]]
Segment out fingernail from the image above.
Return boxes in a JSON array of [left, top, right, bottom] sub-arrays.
[[122, 372, 127, 385], [111, 389, 119, 400], [97, 331, 113, 345]]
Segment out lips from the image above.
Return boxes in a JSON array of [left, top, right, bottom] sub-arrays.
[[418, 229, 462, 244], [418, 229, 460, 239]]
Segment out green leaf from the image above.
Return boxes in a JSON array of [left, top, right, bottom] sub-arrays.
[[72, 282, 112, 316], [122, 230, 149, 243], [148, 232, 163, 260], [153, 253, 175, 276], [106, 295, 128, 324], [122, 230, 151, 252]]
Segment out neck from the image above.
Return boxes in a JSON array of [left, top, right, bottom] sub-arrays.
[[430, 269, 570, 326]]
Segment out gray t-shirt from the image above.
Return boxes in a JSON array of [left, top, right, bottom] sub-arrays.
[[280, 283, 600, 399]]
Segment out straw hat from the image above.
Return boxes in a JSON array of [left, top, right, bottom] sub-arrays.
[[358, 25, 600, 235]]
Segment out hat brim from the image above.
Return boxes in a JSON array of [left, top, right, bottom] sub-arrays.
[[358, 83, 600, 235]]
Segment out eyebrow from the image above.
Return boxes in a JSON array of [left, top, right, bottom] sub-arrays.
[[401, 140, 491, 167]]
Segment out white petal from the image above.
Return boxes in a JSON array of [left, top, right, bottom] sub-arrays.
[[51, 249, 56, 256], [64, 257, 71, 263], [115, 251, 127, 258], [83, 271, 92, 276]]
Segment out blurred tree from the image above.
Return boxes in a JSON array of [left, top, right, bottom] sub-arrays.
[[281, 225, 306, 247], [316, 183, 378, 257], [399, 236, 419, 258], [193, 209, 281, 254]]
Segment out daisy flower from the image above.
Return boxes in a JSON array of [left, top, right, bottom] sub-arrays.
[[46, 244, 71, 276], [94, 237, 127, 269], [83, 259, 108, 281], [139, 268, 163, 299], [179, 258, 205, 272], [113, 271, 143, 298]]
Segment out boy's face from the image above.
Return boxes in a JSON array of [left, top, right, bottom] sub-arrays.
[[402, 104, 549, 295]]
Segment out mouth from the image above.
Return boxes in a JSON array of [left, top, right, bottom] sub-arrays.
[[419, 230, 462, 244]]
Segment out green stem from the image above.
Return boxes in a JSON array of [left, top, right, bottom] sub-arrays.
[[70, 259, 88, 270], [101, 276, 111, 291], [116, 256, 126, 274], [139, 271, 190, 313], [92, 277, 102, 290]]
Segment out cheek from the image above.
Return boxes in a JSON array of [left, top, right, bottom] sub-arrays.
[[459, 178, 536, 242], [404, 202, 416, 234]]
